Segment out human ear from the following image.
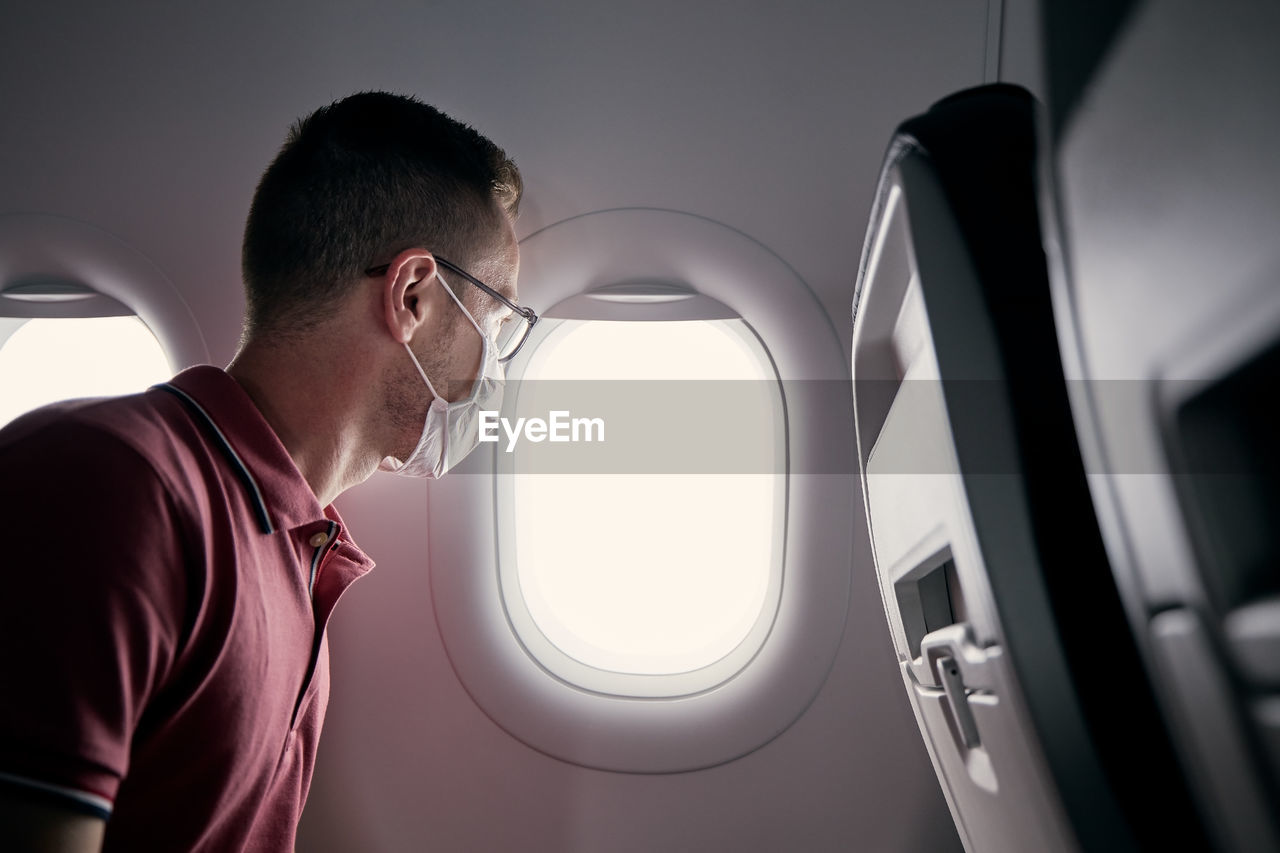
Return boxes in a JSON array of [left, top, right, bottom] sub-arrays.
[[380, 249, 439, 344]]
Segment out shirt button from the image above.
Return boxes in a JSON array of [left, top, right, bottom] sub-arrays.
[[309, 531, 330, 548]]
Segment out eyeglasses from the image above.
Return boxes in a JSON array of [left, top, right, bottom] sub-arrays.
[[365, 256, 538, 363]]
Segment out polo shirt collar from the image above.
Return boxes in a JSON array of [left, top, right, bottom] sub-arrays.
[[157, 366, 368, 555]]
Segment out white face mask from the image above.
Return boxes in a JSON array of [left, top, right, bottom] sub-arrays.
[[379, 270, 505, 479]]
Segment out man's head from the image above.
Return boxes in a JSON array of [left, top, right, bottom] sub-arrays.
[[229, 92, 523, 497], [241, 91, 521, 340]]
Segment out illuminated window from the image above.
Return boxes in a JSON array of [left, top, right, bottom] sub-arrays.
[[0, 316, 173, 428], [498, 316, 785, 695], [428, 207, 853, 772]]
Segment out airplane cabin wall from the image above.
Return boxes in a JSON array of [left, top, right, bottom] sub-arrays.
[[0, 1, 1014, 849], [301, 5, 988, 850]]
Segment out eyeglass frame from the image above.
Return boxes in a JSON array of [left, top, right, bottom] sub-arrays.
[[364, 256, 538, 363]]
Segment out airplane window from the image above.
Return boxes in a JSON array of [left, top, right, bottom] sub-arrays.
[[0, 316, 173, 428], [432, 209, 849, 769], [500, 317, 784, 691]]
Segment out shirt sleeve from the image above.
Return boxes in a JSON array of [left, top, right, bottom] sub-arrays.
[[0, 410, 187, 817]]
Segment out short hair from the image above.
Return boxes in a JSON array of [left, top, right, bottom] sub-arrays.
[[241, 91, 521, 336]]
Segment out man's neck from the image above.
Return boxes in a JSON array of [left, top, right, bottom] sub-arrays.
[[227, 335, 384, 507]]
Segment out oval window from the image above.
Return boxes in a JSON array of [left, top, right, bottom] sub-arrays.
[[428, 208, 852, 773], [0, 316, 173, 428], [496, 316, 786, 696]]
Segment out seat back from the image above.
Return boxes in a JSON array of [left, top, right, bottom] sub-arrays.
[[849, 84, 1208, 852]]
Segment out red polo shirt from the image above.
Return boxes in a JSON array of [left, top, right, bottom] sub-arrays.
[[0, 366, 374, 852]]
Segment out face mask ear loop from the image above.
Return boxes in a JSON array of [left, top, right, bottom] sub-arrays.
[[403, 342, 443, 402], [437, 269, 487, 339], [401, 269, 475, 404]]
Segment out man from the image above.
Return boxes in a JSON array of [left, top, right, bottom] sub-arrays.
[[0, 91, 526, 851]]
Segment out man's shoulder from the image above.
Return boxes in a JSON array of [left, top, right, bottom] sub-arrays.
[[3, 386, 181, 450], [0, 386, 212, 501]]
